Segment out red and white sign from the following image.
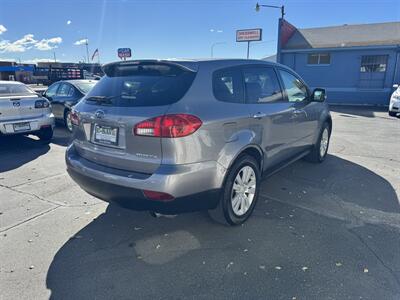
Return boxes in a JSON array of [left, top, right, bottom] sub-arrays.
[[118, 48, 132, 59], [236, 29, 262, 42]]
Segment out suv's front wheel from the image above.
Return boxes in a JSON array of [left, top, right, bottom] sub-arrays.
[[209, 155, 260, 225], [305, 122, 331, 163]]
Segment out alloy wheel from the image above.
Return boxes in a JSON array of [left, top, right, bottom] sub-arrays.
[[231, 166, 257, 216]]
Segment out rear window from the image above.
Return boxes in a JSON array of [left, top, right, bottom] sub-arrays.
[[0, 83, 36, 96], [75, 82, 96, 94], [85, 64, 196, 107]]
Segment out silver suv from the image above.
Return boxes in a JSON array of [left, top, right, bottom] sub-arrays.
[[66, 59, 332, 225], [0, 81, 54, 142]]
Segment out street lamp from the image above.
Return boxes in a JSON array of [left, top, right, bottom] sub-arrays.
[[255, 2, 285, 19], [211, 42, 227, 58], [255, 2, 285, 63]]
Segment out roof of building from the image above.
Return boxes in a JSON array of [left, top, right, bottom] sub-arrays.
[[283, 21, 400, 50]]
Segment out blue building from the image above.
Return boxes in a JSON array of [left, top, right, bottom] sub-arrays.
[[278, 21, 400, 105]]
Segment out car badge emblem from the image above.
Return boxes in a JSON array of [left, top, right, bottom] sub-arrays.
[[13, 101, 20, 107], [95, 110, 105, 119]]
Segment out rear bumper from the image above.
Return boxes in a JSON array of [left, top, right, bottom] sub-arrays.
[[0, 113, 55, 135], [66, 144, 226, 213]]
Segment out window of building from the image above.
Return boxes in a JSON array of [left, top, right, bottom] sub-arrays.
[[360, 55, 388, 72], [243, 67, 283, 104], [213, 68, 244, 103], [307, 53, 331, 65]]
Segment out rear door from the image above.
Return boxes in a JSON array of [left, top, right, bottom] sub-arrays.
[[242, 65, 296, 169], [44, 82, 60, 116], [72, 62, 197, 174]]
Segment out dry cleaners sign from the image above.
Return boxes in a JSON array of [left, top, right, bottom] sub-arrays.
[[236, 29, 262, 42]]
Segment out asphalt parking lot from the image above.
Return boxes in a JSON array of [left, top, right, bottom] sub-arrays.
[[0, 107, 399, 300]]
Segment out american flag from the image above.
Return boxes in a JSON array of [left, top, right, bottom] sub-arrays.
[[91, 48, 99, 61]]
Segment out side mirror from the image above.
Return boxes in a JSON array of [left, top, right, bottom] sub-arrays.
[[312, 88, 326, 102], [393, 84, 399, 89]]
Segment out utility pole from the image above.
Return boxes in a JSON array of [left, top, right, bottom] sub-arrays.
[[85, 38, 90, 64], [255, 3, 285, 63], [53, 51, 57, 63]]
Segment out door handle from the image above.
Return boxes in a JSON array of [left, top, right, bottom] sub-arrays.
[[292, 109, 308, 118], [253, 112, 267, 119]]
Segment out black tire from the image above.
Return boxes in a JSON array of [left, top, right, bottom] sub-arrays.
[[304, 122, 331, 163], [37, 127, 53, 143], [64, 109, 73, 132], [208, 155, 261, 226], [388, 111, 398, 117]]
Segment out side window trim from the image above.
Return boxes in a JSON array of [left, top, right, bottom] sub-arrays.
[[276, 67, 311, 103], [240, 64, 284, 104], [45, 83, 60, 97], [57, 83, 73, 97]]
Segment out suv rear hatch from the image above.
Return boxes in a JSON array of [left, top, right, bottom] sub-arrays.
[[72, 61, 197, 174]]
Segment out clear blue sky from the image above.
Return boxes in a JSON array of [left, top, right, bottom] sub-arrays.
[[0, 0, 399, 64]]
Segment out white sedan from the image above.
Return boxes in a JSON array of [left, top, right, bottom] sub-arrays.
[[389, 84, 400, 117]]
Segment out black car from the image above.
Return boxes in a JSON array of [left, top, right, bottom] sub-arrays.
[[43, 80, 96, 132]]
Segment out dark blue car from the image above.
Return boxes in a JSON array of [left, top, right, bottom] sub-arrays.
[[43, 80, 96, 132]]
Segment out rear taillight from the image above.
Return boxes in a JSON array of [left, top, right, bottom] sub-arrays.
[[143, 190, 174, 201], [70, 111, 80, 126], [134, 114, 202, 138], [34, 99, 50, 108]]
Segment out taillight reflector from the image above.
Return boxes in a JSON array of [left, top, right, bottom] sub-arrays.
[[143, 190, 174, 201], [70, 111, 80, 126], [134, 114, 202, 138]]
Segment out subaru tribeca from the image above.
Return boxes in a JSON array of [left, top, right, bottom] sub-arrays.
[[66, 59, 332, 225]]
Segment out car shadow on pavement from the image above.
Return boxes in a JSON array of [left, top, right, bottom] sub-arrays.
[[45, 155, 400, 299], [0, 135, 50, 173], [51, 125, 72, 147], [0, 126, 71, 172], [330, 105, 388, 118]]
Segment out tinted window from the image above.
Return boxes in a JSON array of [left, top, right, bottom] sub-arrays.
[[0, 83, 35, 96], [279, 70, 308, 103], [213, 68, 244, 103], [243, 67, 282, 103], [57, 83, 73, 97], [74, 82, 96, 94], [45, 83, 59, 97], [86, 64, 196, 107]]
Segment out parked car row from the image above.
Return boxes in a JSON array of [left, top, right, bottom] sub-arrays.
[[0, 59, 397, 225], [0, 79, 97, 143]]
